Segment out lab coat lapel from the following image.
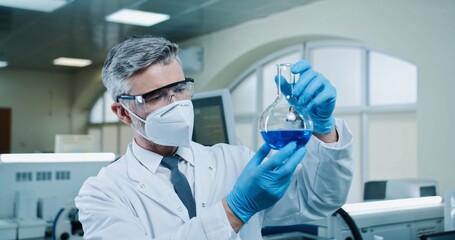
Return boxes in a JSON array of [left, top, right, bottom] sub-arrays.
[[126, 150, 191, 221], [192, 143, 215, 213]]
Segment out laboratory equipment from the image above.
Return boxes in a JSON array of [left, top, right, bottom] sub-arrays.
[[54, 134, 97, 153], [420, 230, 455, 240], [260, 63, 313, 150], [0, 219, 16, 240], [262, 196, 446, 239], [364, 179, 438, 201], [0, 153, 114, 239], [444, 189, 455, 231], [192, 89, 237, 145], [53, 203, 84, 240], [314, 196, 445, 239], [14, 218, 47, 240]]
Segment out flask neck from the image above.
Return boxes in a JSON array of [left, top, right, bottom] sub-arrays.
[[275, 79, 295, 107], [275, 63, 295, 106], [276, 85, 288, 106]]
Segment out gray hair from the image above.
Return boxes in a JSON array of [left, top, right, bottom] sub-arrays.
[[102, 35, 181, 101]]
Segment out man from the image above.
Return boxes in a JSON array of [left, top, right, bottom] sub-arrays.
[[75, 35, 354, 239]]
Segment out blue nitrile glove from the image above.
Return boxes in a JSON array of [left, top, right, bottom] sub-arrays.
[[225, 142, 306, 223], [291, 60, 336, 134], [279, 60, 336, 134]]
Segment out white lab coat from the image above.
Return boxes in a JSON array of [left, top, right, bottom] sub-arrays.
[[75, 119, 353, 240]]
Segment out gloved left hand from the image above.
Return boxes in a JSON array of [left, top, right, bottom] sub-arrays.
[[280, 60, 336, 134], [225, 142, 306, 223]]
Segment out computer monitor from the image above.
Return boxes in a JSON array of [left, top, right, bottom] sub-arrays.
[[191, 89, 237, 146]]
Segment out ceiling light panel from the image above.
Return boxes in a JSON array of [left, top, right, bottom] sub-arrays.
[[53, 57, 92, 67], [105, 9, 170, 27], [0, 0, 70, 12], [0, 60, 8, 68]]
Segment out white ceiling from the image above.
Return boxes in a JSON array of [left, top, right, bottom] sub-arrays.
[[0, 0, 318, 72]]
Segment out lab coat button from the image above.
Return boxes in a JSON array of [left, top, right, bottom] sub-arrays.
[[178, 207, 183, 212], [208, 167, 213, 170], [201, 203, 206, 207], [140, 184, 145, 188]]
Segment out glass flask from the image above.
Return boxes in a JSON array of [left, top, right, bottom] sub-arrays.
[[259, 63, 313, 150]]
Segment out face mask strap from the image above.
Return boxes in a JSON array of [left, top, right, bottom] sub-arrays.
[[120, 103, 146, 124], [121, 103, 155, 142]]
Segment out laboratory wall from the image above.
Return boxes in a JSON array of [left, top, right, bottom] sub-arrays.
[[0, 69, 73, 152], [71, 66, 104, 135]]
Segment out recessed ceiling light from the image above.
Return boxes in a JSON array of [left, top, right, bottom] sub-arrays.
[[105, 9, 170, 27], [53, 57, 92, 67], [0, 0, 71, 12], [0, 60, 8, 68]]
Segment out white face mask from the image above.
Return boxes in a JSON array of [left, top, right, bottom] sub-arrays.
[[126, 100, 194, 147]]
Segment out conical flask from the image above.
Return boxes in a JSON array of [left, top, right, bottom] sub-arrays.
[[259, 63, 313, 150]]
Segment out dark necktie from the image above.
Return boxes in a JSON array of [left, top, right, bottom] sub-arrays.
[[161, 155, 196, 218]]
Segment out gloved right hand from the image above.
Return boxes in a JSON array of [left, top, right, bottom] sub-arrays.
[[225, 142, 306, 223]]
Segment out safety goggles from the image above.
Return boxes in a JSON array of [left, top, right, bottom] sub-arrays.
[[116, 78, 194, 113]]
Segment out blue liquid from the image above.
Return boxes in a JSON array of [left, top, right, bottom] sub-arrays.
[[261, 129, 312, 150]]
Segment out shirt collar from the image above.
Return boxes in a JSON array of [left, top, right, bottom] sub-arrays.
[[131, 140, 194, 174], [176, 145, 194, 165]]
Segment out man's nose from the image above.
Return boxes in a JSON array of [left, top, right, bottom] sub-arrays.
[[167, 91, 180, 103]]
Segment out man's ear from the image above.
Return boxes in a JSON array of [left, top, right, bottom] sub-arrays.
[[112, 102, 132, 125]]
